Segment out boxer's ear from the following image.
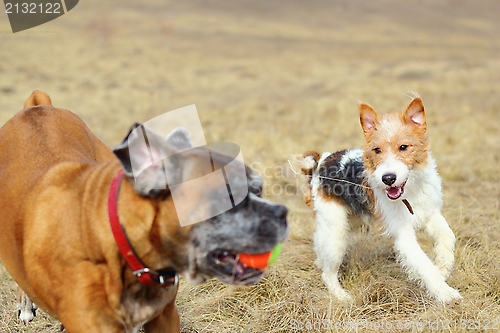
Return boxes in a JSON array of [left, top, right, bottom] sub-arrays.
[[113, 123, 180, 198]]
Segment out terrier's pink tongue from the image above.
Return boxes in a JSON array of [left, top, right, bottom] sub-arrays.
[[388, 186, 402, 199]]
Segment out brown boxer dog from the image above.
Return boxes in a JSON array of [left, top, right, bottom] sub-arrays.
[[0, 91, 288, 332]]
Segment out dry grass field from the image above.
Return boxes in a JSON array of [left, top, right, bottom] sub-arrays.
[[1, 0, 500, 331]]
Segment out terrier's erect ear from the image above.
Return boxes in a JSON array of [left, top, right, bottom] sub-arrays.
[[359, 102, 378, 140], [403, 98, 426, 129]]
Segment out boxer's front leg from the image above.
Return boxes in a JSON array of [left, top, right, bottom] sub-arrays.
[[144, 293, 180, 333]]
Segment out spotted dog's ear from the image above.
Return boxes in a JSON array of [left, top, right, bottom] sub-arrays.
[[112, 123, 184, 197], [166, 127, 193, 151], [359, 102, 379, 141], [245, 164, 263, 197]]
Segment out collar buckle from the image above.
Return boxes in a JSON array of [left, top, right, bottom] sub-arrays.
[[133, 268, 150, 277]]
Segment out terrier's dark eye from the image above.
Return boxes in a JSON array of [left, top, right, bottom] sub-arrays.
[[374, 148, 382, 154], [399, 145, 408, 151]]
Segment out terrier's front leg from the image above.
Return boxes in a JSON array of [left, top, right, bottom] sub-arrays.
[[393, 223, 461, 304], [425, 211, 456, 279]]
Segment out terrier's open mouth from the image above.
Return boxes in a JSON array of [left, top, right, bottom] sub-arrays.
[[386, 181, 406, 200]]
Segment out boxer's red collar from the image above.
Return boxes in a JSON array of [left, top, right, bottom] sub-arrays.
[[108, 169, 178, 288]]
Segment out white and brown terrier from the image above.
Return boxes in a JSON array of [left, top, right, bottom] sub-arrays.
[[295, 97, 461, 304]]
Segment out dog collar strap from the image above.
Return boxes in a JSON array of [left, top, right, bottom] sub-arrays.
[[402, 199, 414, 215], [108, 169, 178, 288]]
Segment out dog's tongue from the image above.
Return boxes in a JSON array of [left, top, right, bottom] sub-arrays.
[[217, 253, 246, 275], [387, 186, 403, 199]]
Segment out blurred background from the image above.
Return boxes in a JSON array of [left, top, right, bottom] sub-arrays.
[[1, 0, 500, 332]]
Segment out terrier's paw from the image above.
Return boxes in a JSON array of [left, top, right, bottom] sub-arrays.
[[322, 272, 352, 302], [331, 289, 353, 302], [433, 285, 462, 306]]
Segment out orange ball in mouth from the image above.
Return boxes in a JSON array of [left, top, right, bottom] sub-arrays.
[[237, 243, 282, 270]]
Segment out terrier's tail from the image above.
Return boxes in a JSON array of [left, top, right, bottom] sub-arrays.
[[292, 151, 320, 178]]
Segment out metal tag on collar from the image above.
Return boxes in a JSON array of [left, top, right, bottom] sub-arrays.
[[161, 274, 179, 287], [133, 268, 178, 287], [171, 274, 179, 287], [133, 267, 151, 277]]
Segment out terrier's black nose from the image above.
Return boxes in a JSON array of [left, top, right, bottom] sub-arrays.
[[382, 174, 397, 186]]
